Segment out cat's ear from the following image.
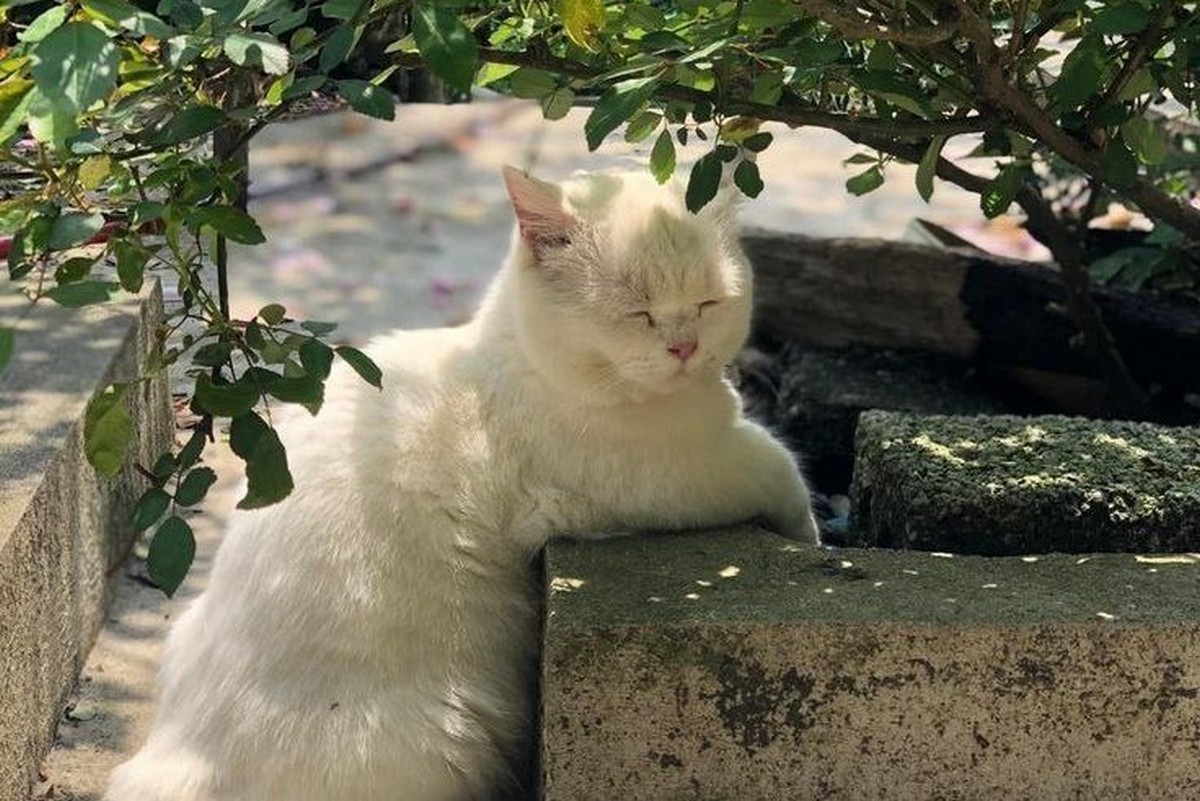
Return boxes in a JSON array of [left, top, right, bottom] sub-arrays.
[[503, 166, 576, 258]]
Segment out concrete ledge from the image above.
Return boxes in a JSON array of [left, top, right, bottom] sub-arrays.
[[0, 285, 171, 801], [850, 411, 1200, 554], [542, 528, 1200, 800]]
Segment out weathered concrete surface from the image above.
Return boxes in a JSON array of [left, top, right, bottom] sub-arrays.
[[0, 285, 172, 801], [543, 528, 1200, 801], [851, 411, 1200, 554], [33, 443, 238, 801]]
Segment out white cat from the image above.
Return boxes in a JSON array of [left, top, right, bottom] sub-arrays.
[[105, 166, 818, 801]]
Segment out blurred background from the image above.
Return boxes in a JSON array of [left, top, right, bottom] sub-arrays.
[[227, 98, 1003, 342]]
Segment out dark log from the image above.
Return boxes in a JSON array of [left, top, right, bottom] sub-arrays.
[[741, 228, 1200, 421]]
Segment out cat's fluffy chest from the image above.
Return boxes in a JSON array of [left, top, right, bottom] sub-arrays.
[[342, 323, 741, 545]]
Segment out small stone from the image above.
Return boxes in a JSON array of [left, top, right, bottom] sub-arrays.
[[65, 702, 98, 722]]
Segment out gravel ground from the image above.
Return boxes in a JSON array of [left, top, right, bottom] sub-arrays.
[[35, 98, 993, 800]]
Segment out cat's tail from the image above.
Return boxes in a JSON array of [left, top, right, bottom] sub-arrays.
[[104, 745, 221, 801]]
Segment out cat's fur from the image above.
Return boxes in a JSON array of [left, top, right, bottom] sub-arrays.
[[105, 167, 818, 801]]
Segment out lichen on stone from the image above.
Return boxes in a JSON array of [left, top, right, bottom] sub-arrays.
[[850, 412, 1200, 554]]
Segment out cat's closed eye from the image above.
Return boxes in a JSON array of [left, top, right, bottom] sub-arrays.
[[629, 311, 656, 328], [698, 300, 720, 316]]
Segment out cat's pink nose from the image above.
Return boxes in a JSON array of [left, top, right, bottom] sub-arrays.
[[667, 340, 698, 362]]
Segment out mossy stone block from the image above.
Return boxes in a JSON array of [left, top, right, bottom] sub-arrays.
[[850, 411, 1200, 554]]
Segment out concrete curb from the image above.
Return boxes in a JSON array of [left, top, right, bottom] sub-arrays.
[[542, 529, 1200, 800], [0, 284, 172, 801]]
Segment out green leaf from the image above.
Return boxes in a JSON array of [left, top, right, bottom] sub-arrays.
[[160, 0, 203, 28], [55, 256, 96, 285], [750, 70, 784, 106], [686, 152, 723, 213], [0, 327, 14, 375], [147, 516, 194, 597], [84, 384, 131, 476], [411, 3, 478, 92], [223, 32, 290, 76], [1091, 4, 1151, 34], [733, 159, 764, 198], [743, 132, 773, 153], [846, 165, 885, 196], [229, 410, 268, 461], [189, 206, 266, 245], [844, 144, 874, 161], [82, 0, 174, 39], [561, 0, 605, 51], [476, 62, 519, 87], [300, 320, 338, 336], [264, 373, 324, 413], [18, 5, 69, 43], [258, 303, 286, 325], [853, 70, 931, 117], [585, 77, 658, 151], [26, 87, 80, 148], [191, 341, 234, 367], [166, 33, 204, 68], [299, 339, 334, 381], [336, 79, 395, 120], [175, 467, 217, 506], [144, 104, 226, 147], [980, 165, 1026, 218], [321, 0, 365, 20], [45, 280, 119, 307], [335, 345, 382, 389], [114, 239, 147, 293], [625, 110, 662, 143], [49, 212, 105, 250], [234, 419, 293, 510], [177, 429, 206, 470], [1101, 139, 1138, 188], [193, 373, 260, 417], [151, 451, 177, 481], [78, 154, 112, 189], [0, 80, 36, 145], [508, 68, 557, 99], [625, 4, 665, 30], [650, 129, 676, 183], [31, 22, 120, 115], [283, 74, 327, 100], [740, 0, 797, 31], [245, 321, 266, 350], [318, 24, 359, 73], [541, 87, 574, 121], [1050, 37, 1105, 109], [916, 135, 945, 203], [131, 487, 171, 531], [1121, 116, 1167, 165]]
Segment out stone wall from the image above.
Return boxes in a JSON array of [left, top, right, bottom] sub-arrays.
[[0, 285, 172, 801]]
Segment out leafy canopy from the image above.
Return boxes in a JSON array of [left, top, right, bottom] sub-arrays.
[[1, 0, 1197, 591]]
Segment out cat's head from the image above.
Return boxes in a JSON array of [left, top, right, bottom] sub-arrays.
[[500, 166, 752, 404]]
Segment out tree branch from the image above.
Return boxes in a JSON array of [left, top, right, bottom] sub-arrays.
[[1013, 186, 1152, 417], [460, 47, 995, 139], [851, 131, 1152, 417], [790, 0, 957, 46], [1088, 4, 1172, 127], [950, 1, 1200, 241]]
